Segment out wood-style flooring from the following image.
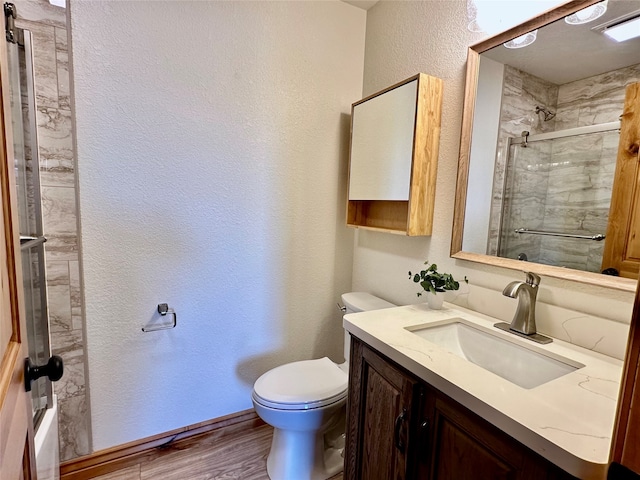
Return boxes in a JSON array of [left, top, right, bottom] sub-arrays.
[[91, 424, 344, 480]]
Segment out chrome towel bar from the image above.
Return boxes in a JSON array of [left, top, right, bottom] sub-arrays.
[[514, 228, 605, 241]]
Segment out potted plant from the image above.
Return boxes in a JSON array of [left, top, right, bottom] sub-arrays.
[[409, 261, 467, 309]]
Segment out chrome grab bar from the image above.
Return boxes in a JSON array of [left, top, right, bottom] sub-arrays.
[[142, 304, 177, 332], [514, 228, 605, 241]]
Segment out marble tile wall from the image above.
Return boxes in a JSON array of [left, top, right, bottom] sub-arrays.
[[499, 140, 552, 262], [488, 65, 558, 258], [537, 64, 640, 273], [538, 131, 619, 272], [555, 63, 640, 130], [15, 1, 90, 461], [491, 63, 640, 273]]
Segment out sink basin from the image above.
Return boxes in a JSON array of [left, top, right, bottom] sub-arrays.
[[406, 319, 584, 389]]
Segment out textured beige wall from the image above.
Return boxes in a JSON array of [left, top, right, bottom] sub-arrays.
[[69, 1, 365, 450], [352, 1, 634, 326]]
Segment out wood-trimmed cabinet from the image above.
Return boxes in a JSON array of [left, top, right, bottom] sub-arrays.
[[346, 73, 443, 236], [345, 337, 577, 480]]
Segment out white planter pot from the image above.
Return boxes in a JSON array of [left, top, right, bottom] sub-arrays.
[[427, 292, 445, 310]]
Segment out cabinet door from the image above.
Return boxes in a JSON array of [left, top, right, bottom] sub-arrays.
[[349, 78, 417, 201], [346, 73, 443, 236], [422, 394, 549, 480], [345, 338, 418, 480]]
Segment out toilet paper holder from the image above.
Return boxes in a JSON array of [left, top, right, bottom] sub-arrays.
[[142, 303, 177, 332]]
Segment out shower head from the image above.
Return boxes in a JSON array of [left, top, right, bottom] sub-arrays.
[[535, 106, 556, 121]]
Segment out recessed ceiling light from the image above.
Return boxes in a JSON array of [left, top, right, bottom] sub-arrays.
[[48, 0, 66, 8], [603, 16, 640, 42], [565, 0, 608, 25], [503, 30, 538, 49]]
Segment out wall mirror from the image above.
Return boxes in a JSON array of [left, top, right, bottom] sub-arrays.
[[452, 0, 640, 292]]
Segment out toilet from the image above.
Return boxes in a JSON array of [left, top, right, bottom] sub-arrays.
[[251, 292, 395, 480]]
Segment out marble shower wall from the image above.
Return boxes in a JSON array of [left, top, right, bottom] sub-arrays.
[[537, 131, 619, 272], [555, 63, 640, 130], [500, 139, 552, 263], [15, 0, 90, 461], [488, 65, 558, 258], [537, 64, 640, 273], [492, 63, 640, 273]]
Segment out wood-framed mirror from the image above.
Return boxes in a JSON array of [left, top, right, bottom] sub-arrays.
[[452, 0, 640, 292]]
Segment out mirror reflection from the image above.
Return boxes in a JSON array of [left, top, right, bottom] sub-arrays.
[[461, 1, 640, 280]]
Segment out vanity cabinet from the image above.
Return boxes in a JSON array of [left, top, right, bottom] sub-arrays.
[[345, 337, 578, 480], [346, 73, 443, 236], [344, 334, 419, 480]]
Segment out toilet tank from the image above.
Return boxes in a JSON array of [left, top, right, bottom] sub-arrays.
[[341, 292, 395, 363]]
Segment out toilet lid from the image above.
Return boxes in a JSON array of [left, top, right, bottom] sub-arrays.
[[253, 357, 348, 408]]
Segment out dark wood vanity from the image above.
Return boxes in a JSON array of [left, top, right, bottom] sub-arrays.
[[344, 336, 579, 480]]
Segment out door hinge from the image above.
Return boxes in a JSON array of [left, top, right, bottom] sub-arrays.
[[4, 2, 16, 44]]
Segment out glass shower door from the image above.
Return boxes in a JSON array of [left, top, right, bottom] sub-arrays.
[[498, 127, 619, 273], [7, 26, 52, 427]]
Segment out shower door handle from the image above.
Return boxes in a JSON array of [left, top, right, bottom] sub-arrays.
[[24, 355, 64, 392]]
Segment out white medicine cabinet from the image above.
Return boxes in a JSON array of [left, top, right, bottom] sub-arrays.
[[346, 73, 443, 236]]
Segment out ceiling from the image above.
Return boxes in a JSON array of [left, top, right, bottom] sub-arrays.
[[483, 1, 640, 84], [341, 0, 380, 11]]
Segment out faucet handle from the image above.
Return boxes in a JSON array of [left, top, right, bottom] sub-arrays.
[[524, 272, 540, 286]]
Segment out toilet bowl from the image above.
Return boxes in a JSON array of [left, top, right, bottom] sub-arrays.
[[251, 292, 395, 480]]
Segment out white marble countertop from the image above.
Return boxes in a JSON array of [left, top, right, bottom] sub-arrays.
[[343, 302, 623, 480]]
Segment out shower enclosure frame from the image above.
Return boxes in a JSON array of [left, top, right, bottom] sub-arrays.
[[7, 25, 53, 429], [496, 120, 621, 267]]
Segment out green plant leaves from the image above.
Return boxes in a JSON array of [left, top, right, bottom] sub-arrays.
[[408, 260, 466, 296]]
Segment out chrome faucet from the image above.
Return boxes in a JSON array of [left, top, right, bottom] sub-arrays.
[[495, 272, 552, 344], [503, 272, 540, 335]]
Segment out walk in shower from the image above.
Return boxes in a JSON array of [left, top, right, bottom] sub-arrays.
[[6, 8, 61, 479], [497, 122, 620, 274]]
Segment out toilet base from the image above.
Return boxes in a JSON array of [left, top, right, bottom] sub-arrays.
[[253, 395, 346, 480], [267, 409, 345, 480], [266, 425, 344, 480]]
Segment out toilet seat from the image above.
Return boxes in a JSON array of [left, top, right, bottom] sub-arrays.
[[253, 357, 348, 410]]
